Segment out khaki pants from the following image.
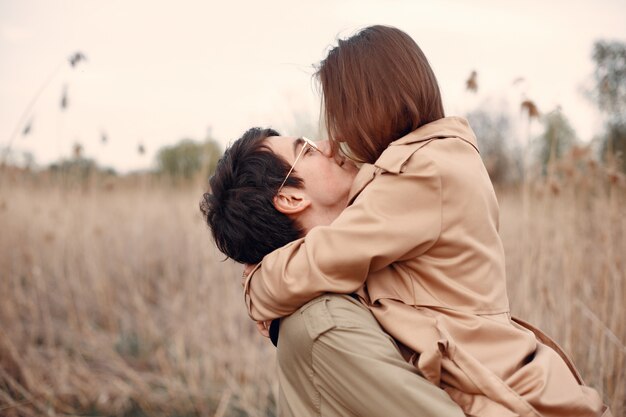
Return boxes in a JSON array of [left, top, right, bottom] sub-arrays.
[[276, 294, 464, 417]]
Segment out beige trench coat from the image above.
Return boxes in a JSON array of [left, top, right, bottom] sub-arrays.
[[244, 117, 610, 417]]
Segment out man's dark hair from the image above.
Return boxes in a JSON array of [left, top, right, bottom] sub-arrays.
[[200, 127, 304, 264]]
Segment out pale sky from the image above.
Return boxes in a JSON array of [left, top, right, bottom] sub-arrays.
[[1, 0, 625, 171]]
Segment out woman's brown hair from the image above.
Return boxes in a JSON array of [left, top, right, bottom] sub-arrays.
[[316, 25, 445, 163]]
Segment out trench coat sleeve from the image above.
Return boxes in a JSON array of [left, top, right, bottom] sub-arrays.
[[245, 153, 442, 321]]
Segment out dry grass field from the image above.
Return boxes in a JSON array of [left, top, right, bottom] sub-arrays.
[[0, 158, 625, 416]]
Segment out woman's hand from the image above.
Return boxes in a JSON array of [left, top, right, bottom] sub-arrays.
[[256, 320, 271, 338]]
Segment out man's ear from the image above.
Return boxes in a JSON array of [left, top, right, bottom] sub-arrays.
[[273, 190, 311, 215]]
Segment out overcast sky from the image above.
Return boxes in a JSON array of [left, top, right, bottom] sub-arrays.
[[1, 0, 625, 171]]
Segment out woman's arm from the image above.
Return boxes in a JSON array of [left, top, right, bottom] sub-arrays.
[[245, 153, 442, 321]]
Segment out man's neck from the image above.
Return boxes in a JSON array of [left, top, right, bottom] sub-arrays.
[[296, 207, 343, 235]]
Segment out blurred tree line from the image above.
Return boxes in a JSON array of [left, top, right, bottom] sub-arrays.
[[155, 136, 222, 182], [48, 143, 116, 177]]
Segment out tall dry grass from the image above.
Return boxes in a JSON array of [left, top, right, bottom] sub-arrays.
[[500, 151, 626, 415], [0, 154, 625, 416], [0, 177, 276, 417]]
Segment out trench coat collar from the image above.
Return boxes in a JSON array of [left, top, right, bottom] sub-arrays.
[[389, 116, 479, 152], [347, 116, 479, 203]]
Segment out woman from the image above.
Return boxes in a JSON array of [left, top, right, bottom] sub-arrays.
[[244, 25, 610, 416]]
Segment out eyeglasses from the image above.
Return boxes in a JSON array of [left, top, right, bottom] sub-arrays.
[[278, 137, 320, 192]]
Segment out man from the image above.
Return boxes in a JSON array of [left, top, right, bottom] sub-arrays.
[[201, 127, 464, 417]]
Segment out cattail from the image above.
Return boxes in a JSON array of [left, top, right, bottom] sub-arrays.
[[521, 99, 540, 120], [548, 178, 561, 195], [60, 85, 68, 110], [607, 170, 626, 186], [466, 70, 478, 93], [22, 119, 33, 136], [73, 142, 83, 159], [68, 51, 87, 68]]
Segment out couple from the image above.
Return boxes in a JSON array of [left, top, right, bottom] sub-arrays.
[[201, 26, 609, 416]]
